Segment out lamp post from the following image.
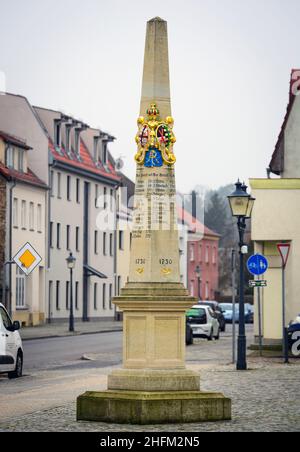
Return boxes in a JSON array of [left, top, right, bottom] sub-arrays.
[[66, 252, 76, 333], [228, 181, 255, 371], [195, 265, 202, 301]]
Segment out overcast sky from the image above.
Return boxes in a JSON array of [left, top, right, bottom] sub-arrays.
[[0, 0, 299, 193]]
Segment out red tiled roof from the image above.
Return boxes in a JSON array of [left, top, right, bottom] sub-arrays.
[[0, 131, 32, 150], [0, 162, 48, 188], [49, 138, 120, 183], [177, 205, 220, 238], [270, 69, 300, 175]]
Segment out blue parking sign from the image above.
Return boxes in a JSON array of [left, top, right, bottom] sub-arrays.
[[247, 254, 269, 276]]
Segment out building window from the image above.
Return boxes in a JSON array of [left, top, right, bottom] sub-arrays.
[[56, 281, 60, 310], [29, 202, 34, 230], [104, 187, 107, 209], [67, 176, 71, 201], [16, 267, 26, 309], [48, 281, 53, 320], [190, 281, 195, 297], [50, 171, 54, 197], [205, 282, 209, 300], [66, 281, 70, 310], [94, 231, 98, 254], [118, 276, 121, 296], [94, 283, 98, 310], [75, 282, 79, 310], [18, 149, 24, 172], [119, 231, 124, 250], [57, 172, 61, 198], [13, 198, 18, 228], [102, 283, 106, 309], [110, 233, 113, 256], [103, 232, 107, 255], [110, 189, 114, 211], [57, 223, 61, 249], [103, 143, 108, 165], [95, 184, 99, 208], [76, 179, 80, 203], [199, 244, 202, 262], [37, 204, 42, 232], [55, 121, 61, 147], [205, 246, 210, 264], [76, 227, 80, 251], [5, 146, 14, 168], [109, 284, 113, 310], [66, 225, 71, 250], [50, 222, 53, 248], [21, 200, 26, 229], [190, 244, 195, 262], [212, 247, 217, 265]]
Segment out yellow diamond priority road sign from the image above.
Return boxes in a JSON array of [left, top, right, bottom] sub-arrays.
[[13, 243, 42, 276]]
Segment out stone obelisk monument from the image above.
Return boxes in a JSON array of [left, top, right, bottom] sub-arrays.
[[77, 17, 231, 424]]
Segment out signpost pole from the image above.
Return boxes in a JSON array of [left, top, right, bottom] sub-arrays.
[[282, 265, 289, 364], [277, 243, 291, 365], [232, 250, 236, 364], [257, 281, 263, 357]]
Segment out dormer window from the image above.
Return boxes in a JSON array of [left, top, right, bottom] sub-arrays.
[[18, 148, 24, 172], [65, 124, 72, 156], [54, 120, 61, 148], [5, 145, 14, 168], [93, 136, 100, 162], [102, 142, 108, 166]]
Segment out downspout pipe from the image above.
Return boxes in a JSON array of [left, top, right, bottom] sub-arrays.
[[8, 179, 17, 316]]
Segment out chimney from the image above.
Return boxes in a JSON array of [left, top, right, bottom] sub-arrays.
[[100, 132, 115, 166]]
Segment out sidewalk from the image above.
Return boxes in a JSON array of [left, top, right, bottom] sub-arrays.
[[20, 320, 123, 341]]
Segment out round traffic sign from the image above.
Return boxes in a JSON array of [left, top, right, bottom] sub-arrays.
[[247, 254, 268, 276]]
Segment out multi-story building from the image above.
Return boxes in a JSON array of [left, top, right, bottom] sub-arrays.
[[0, 93, 120, 324], [250, 70, 300, 344], [178, 207, 220, 300], [34, 107, 120, 322], [0, 131, 47, 325]]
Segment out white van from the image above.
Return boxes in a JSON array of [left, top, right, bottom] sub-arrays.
[[0, 303, 23, 379]]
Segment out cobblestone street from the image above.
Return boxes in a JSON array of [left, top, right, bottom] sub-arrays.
[[0, 326, 299, 432]]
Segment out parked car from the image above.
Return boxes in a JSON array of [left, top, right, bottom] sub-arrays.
[[186, 321, 194, 346], [219, 303, 254, 324], [244, 304, 254, 324], [219, 303, 238, 323], [288, 315, 300, 350], [198, 301, 226, 332], [186, 305, 220, 341], [0, 303, 23, 379]]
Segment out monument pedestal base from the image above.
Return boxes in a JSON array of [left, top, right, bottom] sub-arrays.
[[76, 282, 232, 425], [107, 368, 200, 392], [77, 390, 231, 425]]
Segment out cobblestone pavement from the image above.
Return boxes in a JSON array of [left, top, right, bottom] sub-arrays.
[[0, 326, 299, 432], [20, 320, 123, 341], [1, 360, 300, 432]]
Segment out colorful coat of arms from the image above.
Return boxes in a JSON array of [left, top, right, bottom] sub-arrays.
[[134, 103, 176, 167]]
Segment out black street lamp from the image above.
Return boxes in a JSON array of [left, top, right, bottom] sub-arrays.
[[195, 265, 202, 301], [228, 181, 255, 371], [66, 252, 76, 333]]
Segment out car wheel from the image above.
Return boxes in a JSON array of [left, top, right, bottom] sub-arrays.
[[207, 329, 213, 341], [8, 351, 23, 379]]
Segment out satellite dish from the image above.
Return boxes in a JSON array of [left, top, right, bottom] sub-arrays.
[[115, 157, 124, 170]]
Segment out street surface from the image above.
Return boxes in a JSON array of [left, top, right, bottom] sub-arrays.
[[0, 325, 299, 432]]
